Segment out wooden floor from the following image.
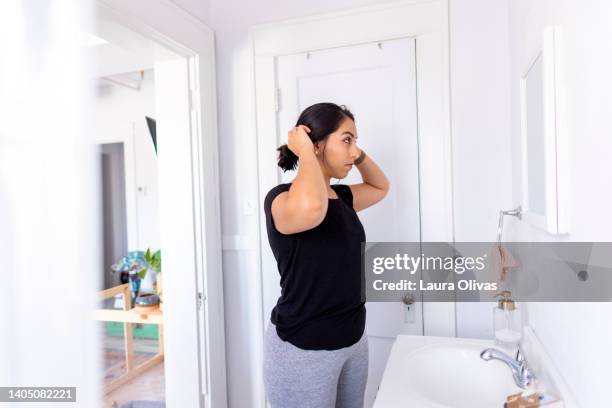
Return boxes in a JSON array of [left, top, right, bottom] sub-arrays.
[[103, 360, 165, 408], [102, 336, 165, 408]]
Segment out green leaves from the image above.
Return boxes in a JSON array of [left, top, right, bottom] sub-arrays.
[[144, 248, 162, 273]]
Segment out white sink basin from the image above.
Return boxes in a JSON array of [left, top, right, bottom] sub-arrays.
[[374, 336, 522, 408]]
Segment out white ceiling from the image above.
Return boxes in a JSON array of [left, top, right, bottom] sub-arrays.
[[84, 15, 180, 78]]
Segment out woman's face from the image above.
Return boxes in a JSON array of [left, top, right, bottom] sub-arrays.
[[316, 117, 360, 179]]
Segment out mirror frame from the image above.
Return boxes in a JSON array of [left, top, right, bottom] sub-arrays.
[[520, 25, 568, 234]]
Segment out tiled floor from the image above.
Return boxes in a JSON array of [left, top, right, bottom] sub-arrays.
[[103, 361, 165, 408]]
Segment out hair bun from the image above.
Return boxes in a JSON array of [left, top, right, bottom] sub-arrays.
[[277, 144, 298, 172]]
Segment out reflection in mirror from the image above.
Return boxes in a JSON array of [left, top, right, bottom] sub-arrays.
[[91, 68, 164, 406]]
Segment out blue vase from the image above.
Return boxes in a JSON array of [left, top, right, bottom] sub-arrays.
[[128, 271, 141, 307]]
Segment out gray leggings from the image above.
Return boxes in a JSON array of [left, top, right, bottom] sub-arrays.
[[263, 322, 369, 408]]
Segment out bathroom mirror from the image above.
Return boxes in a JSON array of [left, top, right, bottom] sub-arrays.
[[520, 25, 568, 234]]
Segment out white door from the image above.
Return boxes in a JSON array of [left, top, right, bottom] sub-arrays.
[[156, 58, 222, 408], [271, 38, 422, 407]]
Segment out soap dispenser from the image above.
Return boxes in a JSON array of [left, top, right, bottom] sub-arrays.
[[494, 290, 522, 346]]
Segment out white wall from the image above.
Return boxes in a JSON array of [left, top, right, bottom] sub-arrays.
[[93, 70, 161, 251], [508, 1, 612, 406], [170, 0, 211, 25], [449, 0, 513, 339], [0, 1, 101, 405]]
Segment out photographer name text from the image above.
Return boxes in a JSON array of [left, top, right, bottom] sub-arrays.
[[372, 279, 498, 291]]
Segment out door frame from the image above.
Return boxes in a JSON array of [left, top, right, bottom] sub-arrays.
[[95, 1, 226, 407], [252, 0, 455, 404]]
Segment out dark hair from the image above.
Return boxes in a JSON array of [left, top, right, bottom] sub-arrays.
[[277, 102, 355, 172]]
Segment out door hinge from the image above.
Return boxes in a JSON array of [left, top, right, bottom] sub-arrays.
[[197, 292, 206, 309], [274, 87, 281, 113]]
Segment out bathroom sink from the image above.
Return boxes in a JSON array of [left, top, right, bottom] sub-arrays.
[[374, 336, 522, 408]]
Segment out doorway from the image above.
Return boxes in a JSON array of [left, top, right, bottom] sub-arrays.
[[100, 142, 128, 292], [274, 37, 422, 406], [92, 68, 164, 406], [89, 2, 226, 407]]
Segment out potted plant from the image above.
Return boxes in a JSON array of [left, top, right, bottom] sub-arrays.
[[111, 249, 162, 307], [142, 248, 162, 310]]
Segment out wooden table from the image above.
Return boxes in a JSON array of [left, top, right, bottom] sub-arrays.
[[95, 284, 164, 394]]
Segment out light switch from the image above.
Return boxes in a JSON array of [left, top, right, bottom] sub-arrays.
[[404, 303, 416, 323]]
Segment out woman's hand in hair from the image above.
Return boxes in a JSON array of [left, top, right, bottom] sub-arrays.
[[287, 125, 313, 158]]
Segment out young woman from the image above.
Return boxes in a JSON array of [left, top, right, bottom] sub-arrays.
[[262, 102, 390, 408]]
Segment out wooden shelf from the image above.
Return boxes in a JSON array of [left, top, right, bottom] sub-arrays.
[[94, 307, 163, 325]]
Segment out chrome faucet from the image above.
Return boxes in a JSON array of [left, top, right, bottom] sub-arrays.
[[480, 346, 536, 389]]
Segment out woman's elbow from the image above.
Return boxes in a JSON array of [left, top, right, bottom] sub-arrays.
[[304, 200, 327, 224], [381, 181, 391, 198]]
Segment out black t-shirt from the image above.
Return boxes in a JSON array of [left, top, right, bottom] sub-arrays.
[[263, 182, 366, 350]]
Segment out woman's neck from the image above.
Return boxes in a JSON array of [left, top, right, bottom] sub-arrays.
[[323, 176, 338, 198], [317, 163, 335, 196]]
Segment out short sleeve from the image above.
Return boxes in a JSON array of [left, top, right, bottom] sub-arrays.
[[264, 183, 291, 234], [332, 184, 353, 208]]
